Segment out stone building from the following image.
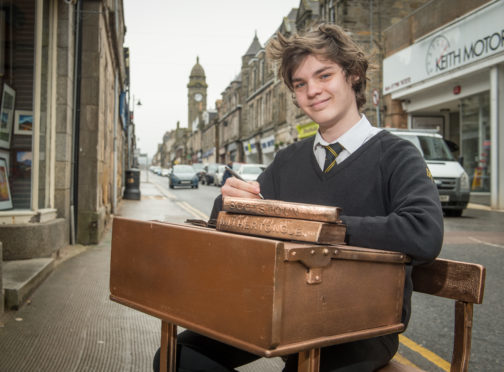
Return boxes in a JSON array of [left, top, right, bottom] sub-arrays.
[[218, 74, 243, 164], [200, 110, 219, 164], [0, 0, 130, 311]]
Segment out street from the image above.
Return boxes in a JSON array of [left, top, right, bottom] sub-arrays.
[[0, 170, 502, 371]]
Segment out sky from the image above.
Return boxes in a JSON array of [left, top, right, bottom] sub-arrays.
[[123, 0, 301, 159]]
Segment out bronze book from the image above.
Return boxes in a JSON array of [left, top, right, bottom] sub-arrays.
[[216, 211, 346, 244], [222, 197, 342, 223]]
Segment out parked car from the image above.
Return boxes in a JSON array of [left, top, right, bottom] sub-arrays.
[[202, 163, 223, 185], [387, 129, 469, 216], [213, 165, 227, 186], [169, 165, 199, 189], [161, 168, 171, 177], [236, 163, 266, 182]]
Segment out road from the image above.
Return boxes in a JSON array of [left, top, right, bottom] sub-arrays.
[[149, 171, 504, 371]]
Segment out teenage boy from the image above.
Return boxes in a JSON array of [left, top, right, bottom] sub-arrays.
[[154, 23, 443, 372]]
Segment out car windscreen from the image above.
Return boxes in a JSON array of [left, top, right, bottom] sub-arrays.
[[397, 134, 455, 161], [174, 165, 194, 173], [242, 166, 263, 174]]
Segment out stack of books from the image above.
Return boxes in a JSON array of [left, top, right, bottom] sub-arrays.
[[216, 197, 346, 244]]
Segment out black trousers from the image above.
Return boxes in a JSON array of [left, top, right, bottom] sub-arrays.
[[153, 330, 398, 372]]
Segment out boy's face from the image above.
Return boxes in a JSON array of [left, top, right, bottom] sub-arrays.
[[291, 54, 360, 135]]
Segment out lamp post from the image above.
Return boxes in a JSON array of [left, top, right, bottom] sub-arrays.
[[128, 95, 142, 169]]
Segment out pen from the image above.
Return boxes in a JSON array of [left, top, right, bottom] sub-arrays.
[[225, 166, 264, 199]]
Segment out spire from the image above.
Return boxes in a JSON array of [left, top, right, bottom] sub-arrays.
[[244, 33, 262, 56], [190, 56, 205, 78]]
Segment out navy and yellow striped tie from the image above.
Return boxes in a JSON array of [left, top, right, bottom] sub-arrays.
[[323, 143, 344, 173]]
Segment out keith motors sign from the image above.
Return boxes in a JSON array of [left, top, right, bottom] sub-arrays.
[[383, 1, 504, 94]]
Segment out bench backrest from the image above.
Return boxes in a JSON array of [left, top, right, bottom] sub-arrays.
[[412, 258, 485, 304], [411, 258, 486, 372]]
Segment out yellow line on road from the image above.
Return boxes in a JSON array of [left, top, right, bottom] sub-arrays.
[[392, 353, 420, 369], [177, 201, 209, 220], [399, 335, 450, 371]]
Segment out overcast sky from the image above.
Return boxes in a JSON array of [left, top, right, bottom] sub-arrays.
[[123, 0, 301, 159]]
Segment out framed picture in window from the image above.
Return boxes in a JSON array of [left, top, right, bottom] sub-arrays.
[[0, 83, 15, 149], [14, 110, 33, 135], [0, 152, 12, 209], [13, 150, 31, 179]]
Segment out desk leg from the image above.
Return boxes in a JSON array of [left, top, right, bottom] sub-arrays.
[[297, 348, 320, 372], [160, 321, 177, 372]]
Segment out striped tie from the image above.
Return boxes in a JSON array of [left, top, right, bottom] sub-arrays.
[[323, 143, 344, 173]]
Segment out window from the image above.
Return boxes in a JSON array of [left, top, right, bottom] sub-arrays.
[[0, 0, 56, 216]]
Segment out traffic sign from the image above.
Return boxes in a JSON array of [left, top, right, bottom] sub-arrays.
[[372, 89, 379, 106]]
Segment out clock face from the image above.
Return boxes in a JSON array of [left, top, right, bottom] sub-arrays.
[[194, 93, 203, 102], [425, 35, 450, 75]]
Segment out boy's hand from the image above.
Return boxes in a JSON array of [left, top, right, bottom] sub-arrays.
[[221, 177, 262, 199]]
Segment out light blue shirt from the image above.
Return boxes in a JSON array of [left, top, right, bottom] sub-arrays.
[[313, 115, 382, 170]]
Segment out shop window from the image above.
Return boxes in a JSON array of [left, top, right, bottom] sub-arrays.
[[0, 0, 55, 214], [460, 91, 490, 193]]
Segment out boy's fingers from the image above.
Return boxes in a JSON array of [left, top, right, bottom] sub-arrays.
[[221, 177, 262, 199]]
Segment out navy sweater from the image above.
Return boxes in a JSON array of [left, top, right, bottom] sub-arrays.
[[212, 130, 443, 326]]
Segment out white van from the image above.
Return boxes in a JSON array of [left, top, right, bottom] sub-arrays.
[[387, 129, 470, 217]]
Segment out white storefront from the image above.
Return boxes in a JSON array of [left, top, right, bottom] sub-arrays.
[[383, 0, 504, 209]]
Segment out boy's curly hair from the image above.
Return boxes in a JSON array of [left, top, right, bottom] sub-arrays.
[[267, 23, 369, 110]]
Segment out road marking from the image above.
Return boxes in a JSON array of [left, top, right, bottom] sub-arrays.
[[141, 195, 167, 200], [469, 236, 504, 249], [152, 181, 177, 200], [392, 352, 420, 368], [177, 201, 209, 220], [399, 335, 450, 371]]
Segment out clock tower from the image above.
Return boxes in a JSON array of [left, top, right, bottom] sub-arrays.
[[187, 56, 208, 131]]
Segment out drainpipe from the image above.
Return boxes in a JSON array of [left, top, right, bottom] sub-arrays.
[[70, 0, 82, 244], [113, 72, 118, 213]]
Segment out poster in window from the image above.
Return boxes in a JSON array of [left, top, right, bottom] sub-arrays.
[[0, 83, 15, 149], [14, 110, 33, 135], [13, 150, 31, 179], [0, 154, 12, 210]]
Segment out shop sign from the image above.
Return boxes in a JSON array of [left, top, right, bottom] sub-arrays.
[[260, 135, 275, 154], [296, 122, 319, 139], [243, 140, 257, 154], [383, 1, 504, 94]]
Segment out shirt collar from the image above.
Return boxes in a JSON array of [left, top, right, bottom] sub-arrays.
[[313, 115, 373, 154]]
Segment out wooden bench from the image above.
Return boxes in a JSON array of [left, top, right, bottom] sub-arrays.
[[377, 258, 486, 372]]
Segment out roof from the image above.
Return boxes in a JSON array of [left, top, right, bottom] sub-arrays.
[[244, 33, 262, 56], [190, 56, 205, 78]]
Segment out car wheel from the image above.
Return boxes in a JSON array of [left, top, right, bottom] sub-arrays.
[[195, 184, 199, 189], [445, 209, 463, 217], [169, 184, 174, 189]]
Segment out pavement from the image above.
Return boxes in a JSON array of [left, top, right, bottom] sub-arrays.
[[0, 178, 283, 372]]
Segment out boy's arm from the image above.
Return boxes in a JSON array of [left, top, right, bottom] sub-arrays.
[[341, 142, 444, 265]]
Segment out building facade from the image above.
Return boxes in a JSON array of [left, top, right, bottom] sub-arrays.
[[0, 0, 130, 312], [383, 0, 504, 209]]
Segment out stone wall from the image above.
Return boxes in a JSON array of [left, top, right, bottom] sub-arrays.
[[77, 1, 125, 244], [0, 219, 66, 260]]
